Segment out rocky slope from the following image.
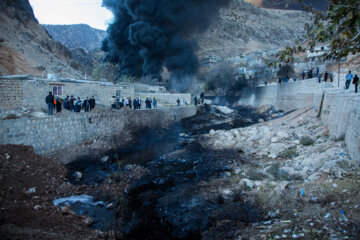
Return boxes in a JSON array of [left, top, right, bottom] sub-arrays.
[[197, 0, 311, 58], [245, 0, 328, 11], [0, 0, 83, 77], [43, 24, 106, 52]]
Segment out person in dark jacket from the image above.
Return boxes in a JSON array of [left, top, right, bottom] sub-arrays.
[[63, 96, 69, 110], [324, 71, 328, 82], [133, 98, 138, 109], [83, 97, 90, 112], [55, 97, 62, 113], [176, 98, 180, 107], [145, 98, 151, 109], [89, 96, 96, 111], [75, 97, 82, 112], [200, 92, 204, 104], [70, 95, 75, 112], [45, 91, 55, 116], [353, 74, 359, 93]]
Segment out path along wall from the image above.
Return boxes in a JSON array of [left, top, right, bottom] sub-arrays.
[[238, 78, 360, 162], [0, 107, 196, 158]]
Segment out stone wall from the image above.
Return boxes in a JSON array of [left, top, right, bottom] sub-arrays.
[[0, 79, 23, 109], [0, 106, 197, 158], [239, 78, 360, 162]]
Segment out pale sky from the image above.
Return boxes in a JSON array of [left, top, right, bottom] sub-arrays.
[[29, 0, 113, 30]]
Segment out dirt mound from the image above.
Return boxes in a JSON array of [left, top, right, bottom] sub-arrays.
[[0, 145, 98, 239]]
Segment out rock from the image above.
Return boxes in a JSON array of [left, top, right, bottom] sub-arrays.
[[213, 105, 234, 115], [84, 217, 93, 226], [239, 178, 255, 189], [268, 153, 277, 159], [61, 205, 76, 215], [5, 153, 10, 160], [276, 131, 289, 139], [271, 113, 280, 118], [101, 156, 109, 163], [257, 118, 264, 123], [73, 171, 82, 180], [106, 203, 114, 209], [271, 137, 279, 143], [222, 189, 232, 195], [209, 129, 216, 135], [28, 187, 36, 193], [234, 168, 241, 174], [256, 104, 274, 114], [223, 171, 231, 177], [33, 205, 41, 211]]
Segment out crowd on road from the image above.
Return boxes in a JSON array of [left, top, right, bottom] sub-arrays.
[[110, 96, 158, 110], [45, 92, 96, 116]]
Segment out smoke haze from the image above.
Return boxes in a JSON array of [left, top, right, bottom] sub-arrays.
[[101, 0, 230, 80]]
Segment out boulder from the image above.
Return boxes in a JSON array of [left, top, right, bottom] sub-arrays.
[[73, 171, 82, 180], [239, 178, 255, 189], [84, 217, 93, 226], [100, 156, 109, 163]]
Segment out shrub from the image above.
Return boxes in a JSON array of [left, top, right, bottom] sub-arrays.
[[300, 136, 315, 146], [278, 147, 299, 159]]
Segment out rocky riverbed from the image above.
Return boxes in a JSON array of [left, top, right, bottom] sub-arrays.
[[1, 104, 359, 239]]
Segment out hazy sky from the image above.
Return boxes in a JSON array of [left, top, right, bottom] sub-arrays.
[[29, 0, 113, 30]]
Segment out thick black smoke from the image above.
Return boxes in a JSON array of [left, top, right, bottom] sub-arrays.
[[102, 0, 230, 80]]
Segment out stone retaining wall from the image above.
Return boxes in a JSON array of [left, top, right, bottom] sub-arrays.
[[0, 107, 196, 157], [0, 79, 23, 109], [239, 79, 360, 162]]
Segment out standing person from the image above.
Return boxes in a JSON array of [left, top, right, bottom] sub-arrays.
[[302, 71, 305, 80], [176, 98, 180, 107], [308, 68, 313, 78], [145, 98, 151, 109], [318, 73, 322, 83], [316, 67, 319, 77], [45, 91, 55, 116], [330, 73, 333, 82], [70, 95, 75, 112], [63, 96, 69, 110], [278, 78, 282, 84], [324, 71, 328, 82], [193, 96, 198, 106], [89, 96, 96, 111], [345, 71, 353, 89], [138, 98, 142, 109], [55, 97, 62, 113], [125, 97, 129, 107], [129, 97, 132, 109], [353, 74, 359, 93], [110, 96, 116, 109], [83, 97, 90, 112], [133, 98, 138, 109], [200, 92, 204, 104], [75, 97, 82, 112], [153, 97, 157, 109]]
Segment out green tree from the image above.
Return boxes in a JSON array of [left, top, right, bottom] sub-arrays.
[[270, 0, 360, 66]]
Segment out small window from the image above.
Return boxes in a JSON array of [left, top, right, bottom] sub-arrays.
[[52, 85, 63, 96], [116, 90, 121, 98]]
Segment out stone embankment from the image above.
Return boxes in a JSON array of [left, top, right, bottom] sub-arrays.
[[238, 78, 360, 162], [0, 106, 196, 162], [199, 107, 360, 239]]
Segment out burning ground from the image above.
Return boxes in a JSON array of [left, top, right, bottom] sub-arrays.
[[1, 105, 359, 239]]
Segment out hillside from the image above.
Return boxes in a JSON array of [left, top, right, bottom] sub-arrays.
[[43, 24, 106, 52], [197, 0, 311, 58], [0, 0, 83, 77], [245, 0, 328, 11]]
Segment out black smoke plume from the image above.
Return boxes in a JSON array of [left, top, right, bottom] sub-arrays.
[[102, 0, 230, 80]]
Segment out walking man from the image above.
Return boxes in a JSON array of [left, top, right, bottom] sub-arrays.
[[45, 91, 55, 116], [345, 71, 353, 89]]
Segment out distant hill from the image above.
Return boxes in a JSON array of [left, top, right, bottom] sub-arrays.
[[43, 24, 106, 52], [196, 0, 311, 58], [0, 0, 83, 77]]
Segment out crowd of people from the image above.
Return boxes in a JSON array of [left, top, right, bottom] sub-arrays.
[[110, 96, 158, 110], [45, 92, 96, 116]]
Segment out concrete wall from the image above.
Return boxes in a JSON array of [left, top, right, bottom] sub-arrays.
[[135, 92, 192, 106], [0, 106, 196, 156], [238, 79, 360, 162], [0, 79, 24, 109]]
